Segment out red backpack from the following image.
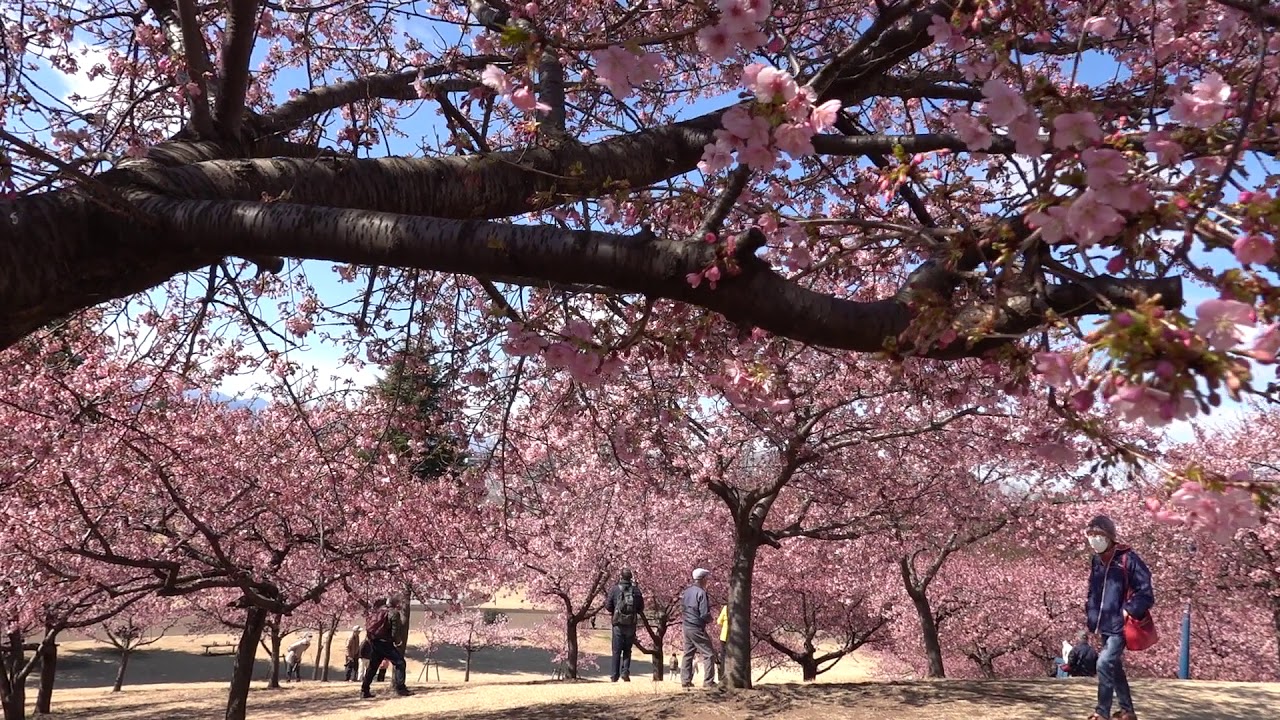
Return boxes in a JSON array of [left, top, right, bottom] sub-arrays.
[[365, 608, 391, 639]]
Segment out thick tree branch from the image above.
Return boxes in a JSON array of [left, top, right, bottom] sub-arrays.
[[131, 197, 1182, 360], [214, 0, 262, 133], [259, 59, 502, 135], [175, 0, 215, 136]]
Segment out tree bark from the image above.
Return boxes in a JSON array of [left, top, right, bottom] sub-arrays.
[[320, 619, 337, 681], [34, 639, 55, 714], [1, 627, 24, 720], [312, 626, 324, 680], [907, 591, 945, 678], [799, 655, 818, 682], [1272, 602, 1280, 671], [464, 649, 472, 683], [723, 529, 761, 689], [225, 607, 267, 720], [564, 618, 580, 680], [112, 649, 131, 692], [397, 587, 412, 649], [264, 619, 282, 689]]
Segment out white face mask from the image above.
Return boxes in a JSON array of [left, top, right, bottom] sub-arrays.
[[1087, 535, 1111, 553]]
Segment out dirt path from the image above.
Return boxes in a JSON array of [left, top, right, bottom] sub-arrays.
[[31, 677, 1278, 720]]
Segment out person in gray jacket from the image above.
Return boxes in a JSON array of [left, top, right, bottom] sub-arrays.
[[680, 567, 715, 688]]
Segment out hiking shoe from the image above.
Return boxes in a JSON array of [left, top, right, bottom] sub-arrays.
[[395, 686, 413, 697], [681, 682, 694, 688], [622, 674, 630, 682], [360, 691, 375, 699]]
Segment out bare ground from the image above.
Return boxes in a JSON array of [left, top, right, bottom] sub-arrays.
[[28, 677, 1279, 720], [24, 610, 1278, 720]]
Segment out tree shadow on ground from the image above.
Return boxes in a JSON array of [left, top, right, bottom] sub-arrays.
[[415, 644, 647, 681], [409, 680, 1278, 720], [33, 647, 274, 689]]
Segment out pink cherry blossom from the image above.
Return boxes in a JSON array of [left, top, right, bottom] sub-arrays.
[[774, 122, 815, 158], [1008, 116, 1044, 155], [1081, 16, 1119, 39], [981, 78, 1029, 126], [1144, 131, 1184, 166], [750, 66, 799, 104], [810, 99, 841, 131], [739, 141, 777, 170], [1033, 351, 1075, 388], [1081, 147, 1129, 188], [927, 15, 967, 51], [1065, 189, 1125, 247], [950, 112, 992, 150], [696, 24, 735, 61], [480, 65, 512, 95], [1052, 111, 1102, 149], [510, 86, 551, 113], [699, 140, 735, 174], [720, 106, 769, 146], [1169, 73, 1233, 128], [1026, 205, 1069, 244], [1194, 298, 1255, 351], [1248, 323, 1279, 362], [1233, 234, 1275, 265]]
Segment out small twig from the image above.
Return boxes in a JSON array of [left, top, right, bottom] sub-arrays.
[[698, 165, 751, 238]]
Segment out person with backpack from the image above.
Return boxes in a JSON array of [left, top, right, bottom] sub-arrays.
[[1084, 515, 1154, 720], [603, 567, 645, 682], [360, 597, 412, 699]]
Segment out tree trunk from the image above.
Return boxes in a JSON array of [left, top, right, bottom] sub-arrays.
[[723, 529, 760, 689], [908, 592, 946, 678], [1, 627, 24, 720], [978, 656, 996, 678], [311, 627, 324, 680], [112, 649, 131, 692], [564, 618, 580, 679], [650, 637, 665, 682], [799, 655, 818, 682], [226, 607, 268, 720], [320, 619, 337, 681], [464, 648, 472, 683], [266, 621, 282, 689], [397, 587, 412, 649], [1271, 602, 1280, 671], [35, 638, 55, 714]]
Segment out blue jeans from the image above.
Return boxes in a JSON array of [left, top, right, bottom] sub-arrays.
[[1096, 634, 1134, 716], [1052, 656, 1068, 679], [610, 624, 636, 680]]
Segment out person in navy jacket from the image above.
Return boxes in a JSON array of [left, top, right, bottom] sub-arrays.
[[1084, 515, 1154, 720]]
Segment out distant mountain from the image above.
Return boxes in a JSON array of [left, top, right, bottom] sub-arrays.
[[186, 389, 269, 412]]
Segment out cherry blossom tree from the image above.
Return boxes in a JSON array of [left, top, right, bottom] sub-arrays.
[[751, 537, 891, 681], [89, 596, 182, 692], [431, 609, 517, 682], [0, 325, 472, 720]]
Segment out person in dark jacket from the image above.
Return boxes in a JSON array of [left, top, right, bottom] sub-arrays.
[[1066, 630, 1099, 677], [603, 567, 645, 682], [1084, 515, 1154, 720], [680, 568, 715, 688], [360, 597, 412, 699]]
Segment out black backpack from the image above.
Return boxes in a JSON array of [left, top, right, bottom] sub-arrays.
[[613, 584, 638, 626]]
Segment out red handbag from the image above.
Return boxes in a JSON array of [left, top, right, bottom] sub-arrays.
[[1121, 553, 1158, 651]]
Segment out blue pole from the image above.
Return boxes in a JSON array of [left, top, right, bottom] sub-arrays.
[[1178, 601, 1191, 679]]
